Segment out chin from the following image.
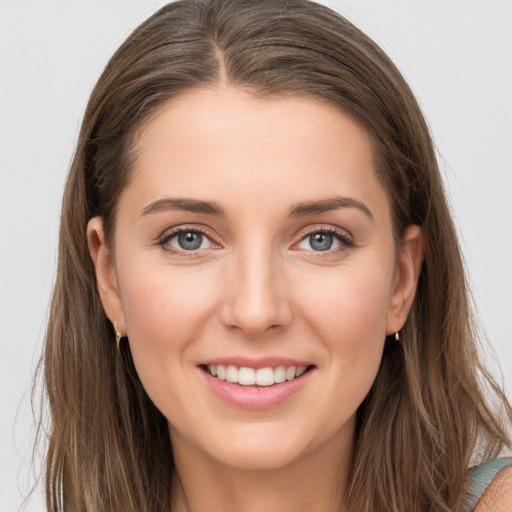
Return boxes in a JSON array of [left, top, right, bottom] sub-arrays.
[[196, 422, 322, 471], [211, 444, 305, 471]]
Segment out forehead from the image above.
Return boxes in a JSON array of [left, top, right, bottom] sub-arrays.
[[125, 86, 388, 220], [135, 87, 373, 160]]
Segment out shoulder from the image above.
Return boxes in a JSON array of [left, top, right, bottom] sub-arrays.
[[473, 465, 512, 512]]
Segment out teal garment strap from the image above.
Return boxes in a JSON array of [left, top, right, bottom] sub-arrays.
[[466, 457, 512, 511]]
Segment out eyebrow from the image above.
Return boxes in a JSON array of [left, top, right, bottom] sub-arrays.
[[141, 198, 225, 217], [287, 197, 374, 221], [140, 195, 373, 221]]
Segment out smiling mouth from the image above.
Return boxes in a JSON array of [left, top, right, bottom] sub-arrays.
[[201, 364, 315, 387]]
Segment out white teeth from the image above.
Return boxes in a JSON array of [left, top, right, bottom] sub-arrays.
[[238, 367, 256, 385], [206, 364, 310, 386], [286, 366, 296, 381], [274, 365, 286, 383], [226, 365, 238, 383], [216, 364, 226, 380], [296, 366, 307, 377], [256, 367, 274, 386]]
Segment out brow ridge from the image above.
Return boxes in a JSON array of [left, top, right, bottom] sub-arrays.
[[141, 197, 225, 217], [287, 197, 374, 220], [141, 196, 373, 221]]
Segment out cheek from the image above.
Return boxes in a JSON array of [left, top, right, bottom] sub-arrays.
[[302, 265, 393, 342], [119, 261, 213, 335], [297, 259, 394, 388], [115, 260, 219, 384], [115, 261, 222, 425]]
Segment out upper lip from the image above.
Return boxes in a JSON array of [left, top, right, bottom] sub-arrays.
[[198, 356, 314, 369]]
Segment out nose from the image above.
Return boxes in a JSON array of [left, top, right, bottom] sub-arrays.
[[219, 245, 293, 337]]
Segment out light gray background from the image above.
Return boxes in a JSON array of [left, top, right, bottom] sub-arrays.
[[1, 1, 511, 510]]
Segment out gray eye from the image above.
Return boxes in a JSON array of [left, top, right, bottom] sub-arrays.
[[309, 232, 333, 251], [178, 231, 203, 250]]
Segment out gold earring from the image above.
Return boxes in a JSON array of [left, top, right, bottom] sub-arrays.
[[394, 313, 401, 342], [113, 321, 122, 350]]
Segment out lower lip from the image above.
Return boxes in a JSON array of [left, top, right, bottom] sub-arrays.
[[201, 368, 314, 409]]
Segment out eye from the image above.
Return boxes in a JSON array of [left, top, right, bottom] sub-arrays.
[[294, 228, 353, 252], [159, 228, 215, 253], [307, 232, 335, 251]]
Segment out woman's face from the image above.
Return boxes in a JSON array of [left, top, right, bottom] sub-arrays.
[[89, 87, 422, 471]]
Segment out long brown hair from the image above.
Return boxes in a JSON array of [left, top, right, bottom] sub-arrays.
[[40, 0, 511, 510]]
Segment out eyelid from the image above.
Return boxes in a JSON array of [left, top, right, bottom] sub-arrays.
[[157, 224, 221, 254], [155, 223, 353, 255], [297, 223, 353, 239], [292, 224, 354, 252]]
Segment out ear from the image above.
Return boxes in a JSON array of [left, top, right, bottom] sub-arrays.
[[386, 225, 424, 335], [87, 217, 126, 336]]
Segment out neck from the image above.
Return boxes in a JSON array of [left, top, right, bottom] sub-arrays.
[[170, 426, 353, 512]]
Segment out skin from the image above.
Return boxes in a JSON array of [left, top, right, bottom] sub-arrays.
[[474, 467, 512, 512], [88, 86, 424, 512]]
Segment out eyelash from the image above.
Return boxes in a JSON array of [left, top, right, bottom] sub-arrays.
[[295, 226, 354, 254], [157, 225, 216, 257], [157, 225, 354, 256]]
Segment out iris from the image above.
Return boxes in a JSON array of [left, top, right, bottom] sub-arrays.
[[178, 231, 203, 250], [309, 232, 333, 251]]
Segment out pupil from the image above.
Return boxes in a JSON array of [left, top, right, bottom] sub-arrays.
[[178, 232, 202, 250], [310, 232, 333, 251]]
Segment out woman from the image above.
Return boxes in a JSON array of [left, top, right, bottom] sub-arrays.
[[41, 0, 512, 510]]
